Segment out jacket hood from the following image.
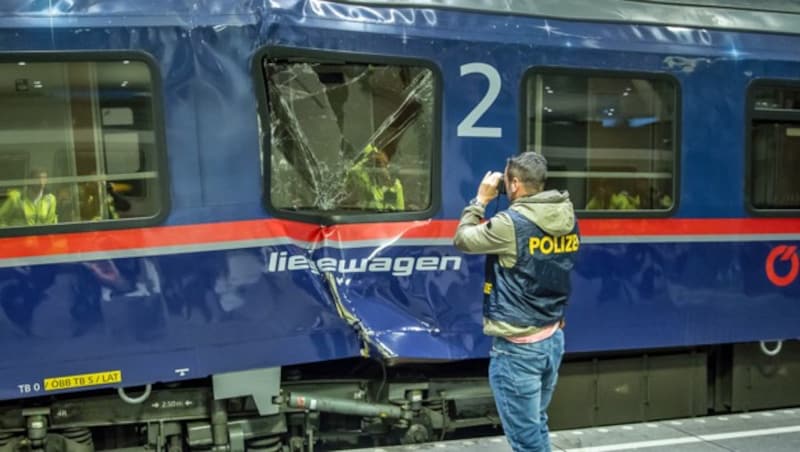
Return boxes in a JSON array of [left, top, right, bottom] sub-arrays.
[[511, 190, 576, 236]]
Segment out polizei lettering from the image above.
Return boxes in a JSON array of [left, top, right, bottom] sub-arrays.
[[528, 234, 580, 255], [265, 252, 462, 277]]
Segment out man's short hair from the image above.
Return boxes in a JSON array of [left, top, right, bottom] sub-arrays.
[[506, 152, 547, 191]]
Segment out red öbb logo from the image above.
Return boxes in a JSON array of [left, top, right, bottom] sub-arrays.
[[766, 245, 800, 287]]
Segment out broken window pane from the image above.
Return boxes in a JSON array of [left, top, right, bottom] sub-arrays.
[[265, 59, 435, 214]]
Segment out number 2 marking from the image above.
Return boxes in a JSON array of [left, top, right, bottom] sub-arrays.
[[457, 63, 502, 138]]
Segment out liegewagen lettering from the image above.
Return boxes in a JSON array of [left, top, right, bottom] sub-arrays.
[[265, 252, 462, 276]]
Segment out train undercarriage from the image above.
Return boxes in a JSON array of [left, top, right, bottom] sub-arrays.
[[1, 341, 799, 452]]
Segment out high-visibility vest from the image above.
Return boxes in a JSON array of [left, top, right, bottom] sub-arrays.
[[609, 191, 640, 210], [0, 189, 58, 226], [347, 145, 405, 211]]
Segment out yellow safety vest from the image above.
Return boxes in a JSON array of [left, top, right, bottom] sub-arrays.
[[609, 191, 640, 210], [0, 190, 58, 226], [347, 145, 405, 211]]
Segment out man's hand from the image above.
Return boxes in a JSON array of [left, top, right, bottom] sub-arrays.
[[477, 171, 503, 205]]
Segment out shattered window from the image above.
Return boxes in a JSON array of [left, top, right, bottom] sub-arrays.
[[265, 60, 435, 214]]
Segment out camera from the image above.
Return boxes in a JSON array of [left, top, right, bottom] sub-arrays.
[[497, 176, 506, 195]]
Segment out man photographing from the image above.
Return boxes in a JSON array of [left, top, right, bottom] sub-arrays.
[[454, 152, 580, 452]]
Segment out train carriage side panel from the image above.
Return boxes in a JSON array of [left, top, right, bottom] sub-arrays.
[[0, 0, 798, 403]]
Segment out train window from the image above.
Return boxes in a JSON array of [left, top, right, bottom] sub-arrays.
[[264, 58, 436, 219], [749, 85, 800, 210], [523, 71, 678, 214], [0, 58, 164, 231]]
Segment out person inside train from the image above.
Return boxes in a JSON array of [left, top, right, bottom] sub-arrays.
[[99, 181, 131, 219], [650, 184, 673, 209], [454, 152, 579, 452], [345, 144, 405, 211], [78, 176, 131, 221], [55, 184, 78, 223], [344, 98, 424, 211], [586, 180, 639, 210], [586, 179, 611, 210], [609, 188, 640, 210], [0, 168, 57, 226]]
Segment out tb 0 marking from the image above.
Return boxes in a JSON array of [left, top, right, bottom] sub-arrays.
[[18, 370, 122, 394], [17, 383, 41, 394]]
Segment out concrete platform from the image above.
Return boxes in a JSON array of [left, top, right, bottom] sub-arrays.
[[341, 408, 800, 451]]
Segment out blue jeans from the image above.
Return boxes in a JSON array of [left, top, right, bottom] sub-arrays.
[[489, 329, 565, 452]]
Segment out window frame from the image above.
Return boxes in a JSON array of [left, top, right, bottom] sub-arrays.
[[0, 51, 170, 238], [519, 66, 682, 219], [745, 78, 800, 217], [254, 46, 442, 225]]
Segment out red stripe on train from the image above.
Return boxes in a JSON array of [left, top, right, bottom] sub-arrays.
[[0, 219, 459, 260], [580, 218, 800, 236], [0, 218, 799, 260]]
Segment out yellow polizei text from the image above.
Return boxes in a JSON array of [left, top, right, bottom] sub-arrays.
[[529, 234, 580, 255]]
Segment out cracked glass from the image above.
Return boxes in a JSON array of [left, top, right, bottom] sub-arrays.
[[265, 59, 434, 214]]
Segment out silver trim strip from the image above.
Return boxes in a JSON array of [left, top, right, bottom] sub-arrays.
[[549, 171, 672, 180], [0, 172, 158, 189], [0, 235, 798, 268], [0, 238, 456, 269]]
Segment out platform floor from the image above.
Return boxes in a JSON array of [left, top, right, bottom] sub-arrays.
[[342, 408, 800, 451]]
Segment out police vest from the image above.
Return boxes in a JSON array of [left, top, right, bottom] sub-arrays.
[[483, 209, 580, 328]]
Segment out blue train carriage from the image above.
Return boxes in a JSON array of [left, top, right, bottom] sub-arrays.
[[1, 0, 800, 450]]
